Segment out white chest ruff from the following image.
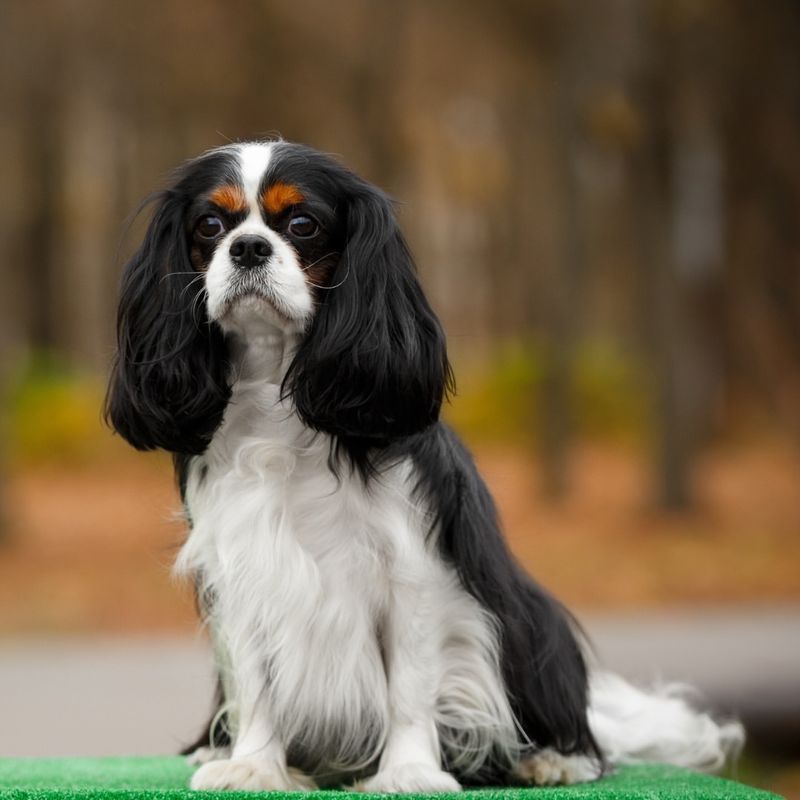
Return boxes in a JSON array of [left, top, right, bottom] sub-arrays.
[[176, 381, 516, 776], [176, 383, 412, 767]]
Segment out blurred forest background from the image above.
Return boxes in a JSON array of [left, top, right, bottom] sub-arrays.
[[0, 0, 798, 794], [0, 0, 798, 604], [1, 0, 799, 619]]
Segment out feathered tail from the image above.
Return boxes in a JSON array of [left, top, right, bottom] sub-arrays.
[[588, 672, 745, 772]]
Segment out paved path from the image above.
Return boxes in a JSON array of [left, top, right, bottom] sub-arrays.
[[586, 605, 800, 720], [1, 606, 798, 758]]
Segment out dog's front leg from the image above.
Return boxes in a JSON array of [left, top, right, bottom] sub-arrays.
[[356, 573, 461, 793], [190, 657, 316, 792]]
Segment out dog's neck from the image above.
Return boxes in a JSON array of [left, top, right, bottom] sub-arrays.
[[220, 297, 303, 385]]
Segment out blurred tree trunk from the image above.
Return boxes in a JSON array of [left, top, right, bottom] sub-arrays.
[[540, 61, 583, 498], [25, 99, 61, 356], [629, 3, 690, 511], [56, 71, 119, 370], [723, 1, 800, 449], [539, 0, 587, 499], [631, 1, 724, 511], [0, 2, 24, 542], [632, 130, 692, 510], [350, 0, 408, 190], [499, 0, 579, 501]]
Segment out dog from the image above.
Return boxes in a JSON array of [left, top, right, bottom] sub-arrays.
[[106, 140, 743, 792]]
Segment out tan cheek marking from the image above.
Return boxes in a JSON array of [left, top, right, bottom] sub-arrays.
[[209, 184, 248, 215], [262, 182, 305, 215]]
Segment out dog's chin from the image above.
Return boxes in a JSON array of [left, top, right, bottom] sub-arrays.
[[213, 291, 307, 336]]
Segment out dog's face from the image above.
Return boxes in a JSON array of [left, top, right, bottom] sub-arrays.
[[107, 141, 452, 457], [185, 143, 346, 334]]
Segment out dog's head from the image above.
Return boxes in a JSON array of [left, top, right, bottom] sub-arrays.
[[106, 141, 452, 455]]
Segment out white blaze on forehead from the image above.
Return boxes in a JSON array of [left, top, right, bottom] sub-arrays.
[[237, 142, 276, 214]]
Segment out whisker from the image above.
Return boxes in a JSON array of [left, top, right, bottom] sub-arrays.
[[300, 252, 339, 272], [179, 273, 207, 299], [159, 279, 207, 318], [190, 286, 209, 328], [159, 271, 201, 284], [306, 263, 350, 290]]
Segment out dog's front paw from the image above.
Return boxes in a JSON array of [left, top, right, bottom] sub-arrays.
[[354, 763, 461, 793], [515, 749, 602, 786], [190, 758, 317, 791]]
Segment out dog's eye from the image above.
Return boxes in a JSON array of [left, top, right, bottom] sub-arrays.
[[196, 216, 226, 239], [288, 215, 319, 239]]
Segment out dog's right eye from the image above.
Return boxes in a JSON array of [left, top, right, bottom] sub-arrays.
[[196, 216, 226, 239]]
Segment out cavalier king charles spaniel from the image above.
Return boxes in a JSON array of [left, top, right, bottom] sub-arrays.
[[107, 140, 743, 793]]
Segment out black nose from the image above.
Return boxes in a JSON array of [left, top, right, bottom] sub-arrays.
[[229, 235, 273, 269]]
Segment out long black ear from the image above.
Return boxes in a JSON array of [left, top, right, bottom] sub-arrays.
[[106, 190, 230, 455], [284, 186, 453, 445]]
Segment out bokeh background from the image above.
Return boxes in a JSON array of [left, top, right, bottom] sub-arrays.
[[0, 0, 798, 796]]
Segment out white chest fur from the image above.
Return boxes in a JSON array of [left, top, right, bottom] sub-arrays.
[[175, 315, 518, 779], [175, 379, 426, 770]]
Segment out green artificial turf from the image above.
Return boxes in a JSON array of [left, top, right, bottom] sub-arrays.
[[0, 758, 782, 800]]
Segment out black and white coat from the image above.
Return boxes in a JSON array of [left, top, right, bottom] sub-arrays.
[[107, 141, 742, 793]]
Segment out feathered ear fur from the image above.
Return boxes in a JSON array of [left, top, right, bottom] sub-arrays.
[[106, 186, 230, 455], [284, 186, 453, 445]]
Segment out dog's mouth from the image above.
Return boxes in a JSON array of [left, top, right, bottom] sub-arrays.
[[217, 286, 296, 329]]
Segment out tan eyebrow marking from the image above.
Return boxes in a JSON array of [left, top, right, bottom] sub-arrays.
[[262, 182, 305, 215], [209, 184, 248, 214]]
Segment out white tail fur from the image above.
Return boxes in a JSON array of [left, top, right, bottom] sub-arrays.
[[588, 672, 745, 772]]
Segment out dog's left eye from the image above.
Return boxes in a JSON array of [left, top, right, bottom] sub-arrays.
[[288, 215, 319, 239], [196, 216, 226, 239]]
